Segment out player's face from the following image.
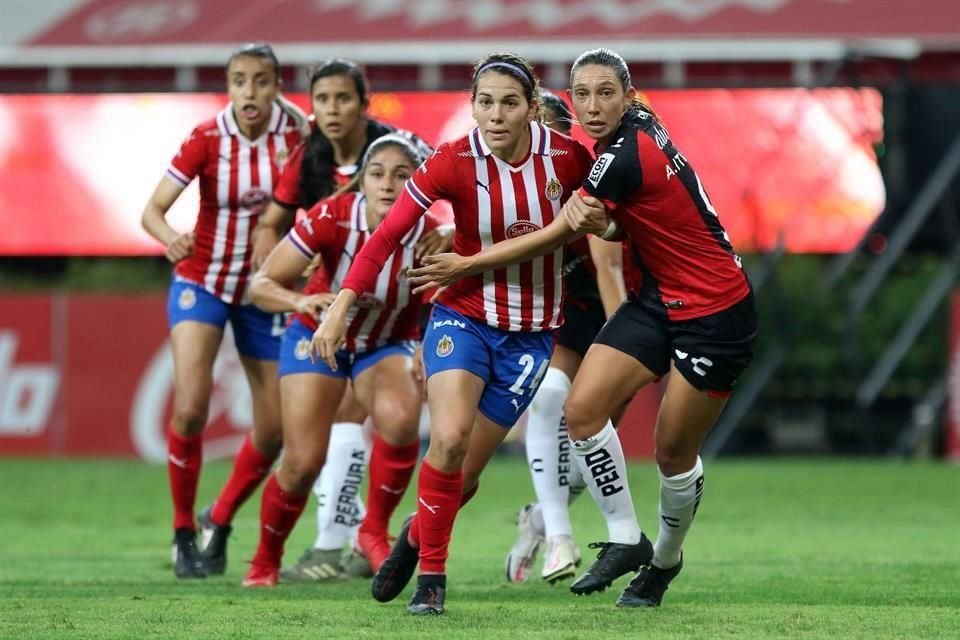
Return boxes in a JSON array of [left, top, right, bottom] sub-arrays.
[[227, 55, 279, 132], [472, 72, 537, 162], [569, 64, 635, 145], [312, 74, 365, 142], [361, 147, 416, 227]]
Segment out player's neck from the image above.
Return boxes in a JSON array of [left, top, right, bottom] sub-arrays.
[[235, 113, 269, 141], [331, 121, 368, 167], [491, 130, 532, 165]]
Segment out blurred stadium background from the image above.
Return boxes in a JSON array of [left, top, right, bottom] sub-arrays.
[[2, 0, 959, 462]]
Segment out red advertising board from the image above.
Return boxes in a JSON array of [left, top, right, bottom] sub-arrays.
[[0, 89, 883, 256], [0, 294, 658, 460]]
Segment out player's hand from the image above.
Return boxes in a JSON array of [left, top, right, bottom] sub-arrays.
[[561, 192, 608, 236], [415, 225, 454, 261], [407, 253, 473, 294], [251, 225, 280, 270], [295, 293, 337, 320], [165, 232, 195, 263], [310, 309, 347, 370]]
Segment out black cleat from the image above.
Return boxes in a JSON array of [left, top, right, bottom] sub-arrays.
[[173, 528, 207, 579], [569, 533, 653, 595], [407, 575, 446, 615], [372, 514, 418, 603], [616, 556, 683, 608], [197, 506, 231, 576]]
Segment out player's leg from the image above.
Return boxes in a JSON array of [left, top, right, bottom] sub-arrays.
[[198, 305, 283, 573], [352, 345, 422, 571], [284, 385, 369, 582], [243, 324, 348, 587], [618, 293, 756, 608], [564, 300, 672, 595], [166, 280, 227, 579]]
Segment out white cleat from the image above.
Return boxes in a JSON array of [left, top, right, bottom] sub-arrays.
[[541, 535, 581, 584], [505, 504, 544, 583]]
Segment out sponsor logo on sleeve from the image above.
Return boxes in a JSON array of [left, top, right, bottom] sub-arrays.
[[587, 152, 616, 189]]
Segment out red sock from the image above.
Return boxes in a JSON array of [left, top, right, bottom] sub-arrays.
[[408, 480, 478, 548], [167, 425, 203, 531], [416, 461, 464, 574], [252, 474, 309, 568], [359, 435, 419, 536], [210, 435, 276, 527]]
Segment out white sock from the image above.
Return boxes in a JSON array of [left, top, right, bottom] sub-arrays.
[[525, 368, 574, 539], [653, 456, 704, 569], [312, 422, 367, 550], [571, 421, 643, 544]]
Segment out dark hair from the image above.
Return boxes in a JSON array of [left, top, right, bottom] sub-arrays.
[[539, 91, 573, 135], [570, 48, 659, 121], [471, 53, 540, 105], [226, 42, 280, 80], [299, 59, 371, 208], [335, 134, 427, 197]]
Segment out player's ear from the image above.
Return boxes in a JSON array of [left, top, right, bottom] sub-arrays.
[[625, 86, 637, 108], [528, 98, 540, 122]]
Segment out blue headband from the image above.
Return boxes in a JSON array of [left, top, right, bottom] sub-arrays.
[[476, 61, 533, 89]]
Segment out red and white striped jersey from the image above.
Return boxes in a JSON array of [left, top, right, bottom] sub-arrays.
[[343, 122, 593, 332], [166, 102, 302, 304], [287, 191, 440, 352]]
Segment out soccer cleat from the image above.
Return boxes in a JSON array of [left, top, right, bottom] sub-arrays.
[[172, 528, 207, 579], [616, 556, 684, 608], [341, 546, 374, 578], [242, 562, 279, 587], [504, 504, 544, 583], [197, 505, 232, 576], [569, 533, 653, 595], [279, 548, 344, 582], [541, 535, 581, 584], [357, 528, 392, 574], [372, 514, 418, 603], [407, 575, 446, 615]]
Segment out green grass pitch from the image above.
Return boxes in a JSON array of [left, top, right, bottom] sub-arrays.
[[1, 458, 957, 639]]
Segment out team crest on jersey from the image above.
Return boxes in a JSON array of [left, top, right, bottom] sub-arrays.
[[275, 148, 289, 169], [240, 189, 270, 215], [294, 337, 312, 361], [178, 288, 196, 310], [544, 177, 563, 201], [436, 334, 454, 358], [506, 220, 541, 239]]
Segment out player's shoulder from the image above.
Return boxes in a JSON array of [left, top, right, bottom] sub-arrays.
[[186, 117, 222, 142], [319, 191, 361, 221]]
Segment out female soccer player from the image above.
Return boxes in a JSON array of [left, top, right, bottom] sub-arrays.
[[408, 47, 758, 608], [140, 43, 303, 579], [219, 58, 441, 583], [312, 53, 595, 615], [241, 134, 443, 588], [504, 90, 630, 585]]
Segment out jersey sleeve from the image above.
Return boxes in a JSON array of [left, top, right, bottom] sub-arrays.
[[166, 126, 208, 188], [285, 199, 337, 259], [273, 142, 306, 209], [406, 143, 455, 207], [578, 131, 644, 209]]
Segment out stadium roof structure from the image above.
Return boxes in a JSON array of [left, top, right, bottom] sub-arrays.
[[2, 0, 959, 91]]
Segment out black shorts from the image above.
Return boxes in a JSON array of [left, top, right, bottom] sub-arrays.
[[556, 294, 607, 358], [594, 292, 757, 394]]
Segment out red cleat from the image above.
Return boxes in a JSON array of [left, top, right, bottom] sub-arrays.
[[242, 562, 279, 587], [357, 529, 392, 574]]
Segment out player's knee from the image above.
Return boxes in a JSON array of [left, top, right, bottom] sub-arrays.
[[654, 443, 697, 477], [172, 401, 209, 435], [371, 400, 420, 445], [564, 396, 603, 442], [428, 429, 469, 467], [281, 452, 326, 494]]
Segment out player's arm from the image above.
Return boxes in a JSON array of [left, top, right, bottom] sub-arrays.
[[140, 177, 191, 264], [588, 236, 628, 318], [252, 200, 297, 268], [406, 192, 608, 293], [250, 214, 336, 318]]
